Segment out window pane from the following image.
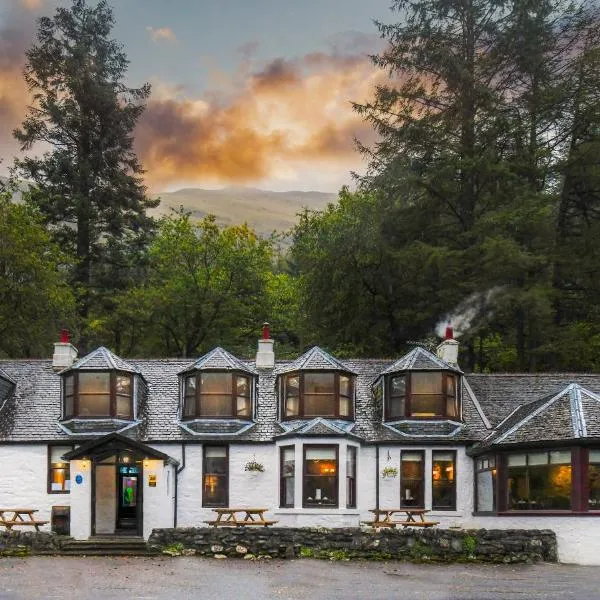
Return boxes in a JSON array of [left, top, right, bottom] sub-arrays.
[[549, 450, 571, 464], [116, 394, 132, 418], [200, 394, 232, 416], [304, 394, 336, 416], [432, 452, 456, 510], [78, 372, 110, 394], [236, 396, 251, 418], [286, 375, 299, 395], [508, 453, 526, 467], [304, 446, 338, 507], [346, 446, 357, 508], [183, 393, 195, 417], [446, 395, 457, 418], [201, 373, 232, 394], [528, 452, 548, 466], [589, 452, 600, 509], [116, 374, 131, 395], [304, 373, 335, 394], [401, 452, 424, 508], [477, 470, 496, 512], [412, 372, 442, 394], [64, 395, 74, 418], [284, 375, 299, 417], [78, 394, 111, 416], [306, 448, 336, 461], [65, 375, 74, 397], [185, 376, 196, 396], [340, 376, 351, 397], [339, 396, 350, 418], [391, 375, 406, 397], [446, 375, 456, 396], [410, 395, 444, 417], [50, 446, 71, 463], [237, 376, 250, 397], [205, 446, 227, 458], [285, 396, 299, 417], [389, 396, 404, 419], [203, 474, 227, 506], [49, 446, 72, 492], [281, 447, 295, 508]]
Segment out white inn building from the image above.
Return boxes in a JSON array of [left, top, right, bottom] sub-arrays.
[[1, 327, 599, 564]]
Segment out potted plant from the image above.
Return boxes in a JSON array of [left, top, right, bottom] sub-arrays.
[[244, 457, 265, 473], [381, 466, 398, 479]]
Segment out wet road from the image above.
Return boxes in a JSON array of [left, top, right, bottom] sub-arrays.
[[0, 557, 597, 599]]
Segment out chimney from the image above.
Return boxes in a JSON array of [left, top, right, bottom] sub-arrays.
[[436, 324, 459, 366], [52, 329, 78, 371], [255, 322, 275, 369]]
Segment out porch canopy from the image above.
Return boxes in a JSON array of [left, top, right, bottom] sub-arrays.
[[62, 432, 179, 465]]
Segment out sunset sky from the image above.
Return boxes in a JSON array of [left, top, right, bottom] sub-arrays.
[[0, 0, 393, 192]]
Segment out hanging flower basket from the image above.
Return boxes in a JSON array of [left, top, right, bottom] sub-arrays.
[[381, 466, 398, 479], [244, 459, 265, 473]]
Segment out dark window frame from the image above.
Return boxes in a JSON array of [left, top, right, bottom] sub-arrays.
[[282, 371, 354, 420], [280, 445, 295, 508], [385, 371, 460, 421], [182, 371, 253, 420], [432, 450, 457, 511], [400, 450, 425, 509], [62, 371, 134, 420], [346, 445, 357, 509], [202, 445, 229, 508], [302, 444, 339, 508], [47, 444, 76, 494]]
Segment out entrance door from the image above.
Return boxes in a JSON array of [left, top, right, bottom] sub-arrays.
[[117, 465, 139, 531]]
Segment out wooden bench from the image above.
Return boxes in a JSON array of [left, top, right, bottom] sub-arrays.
[[394, 521, 440, 528], [360, 520, 397, 528], [204, 519, 278, 527], [0, 509, 49, 531], [205, 507, 278, 528]]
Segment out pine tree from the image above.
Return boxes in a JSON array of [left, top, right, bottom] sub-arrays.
[[13, 0, 158, 348]]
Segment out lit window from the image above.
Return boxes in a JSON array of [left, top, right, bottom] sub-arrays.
[[507, 451, 572, 511], [303, 446, 338, 507], [48, 445, 74, 493], [282, 373, 354, 419], [202, 446, 228, 507], [401, 451, 424, 508], [280, 446, 295, 508], [182, 372, 253, 419], [432, 451, 456, 510]]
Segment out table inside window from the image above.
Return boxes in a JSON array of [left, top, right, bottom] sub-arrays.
[[204, 508, 278, 527], [362, 508, 439, 528], [0, 509, 49, 531]]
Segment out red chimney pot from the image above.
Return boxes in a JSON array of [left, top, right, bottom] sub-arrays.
[[445, 325, 453, 340], [262, 322, 271, 340], [60, 329, 70, 344]]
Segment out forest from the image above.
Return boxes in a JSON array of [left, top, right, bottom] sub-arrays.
[[1, 0, 600, 372]]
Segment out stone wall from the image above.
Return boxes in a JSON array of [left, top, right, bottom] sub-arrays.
[[148, 527, 557, 563], [0, 531, 64, 556]]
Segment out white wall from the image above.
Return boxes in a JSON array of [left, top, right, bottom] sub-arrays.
[[0, 445, 71, 533], [142, 459, 175, 539], [69, 459, 92, 539]]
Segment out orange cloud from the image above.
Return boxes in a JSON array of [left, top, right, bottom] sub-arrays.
[[136, 52, 385, 190], [146, 26, 176, 43]]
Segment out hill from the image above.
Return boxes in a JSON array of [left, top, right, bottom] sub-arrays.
[[151, 186, 337, 236]]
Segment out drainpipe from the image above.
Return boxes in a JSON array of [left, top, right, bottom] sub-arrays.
[[375, 444, 380, 511], [174, 444, 186, 528]]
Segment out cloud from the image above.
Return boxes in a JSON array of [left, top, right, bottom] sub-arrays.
[[146, 26, 176, 43], [136, 51, 386, 190], [19, 0, 43, 11]]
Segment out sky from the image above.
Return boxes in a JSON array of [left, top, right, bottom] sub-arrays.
[[0, 0, 394, 193]]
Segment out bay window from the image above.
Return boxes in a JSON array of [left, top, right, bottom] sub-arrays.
[[432, 451, 456, 510], [303, 446, 338, 507], [282, 372, 354, 420], [385, 371, 460, 420], [202, 446, 228, 507], [400, 451, 424, 508], [183, 372, 252, 419], [62, 371, 133, 419]]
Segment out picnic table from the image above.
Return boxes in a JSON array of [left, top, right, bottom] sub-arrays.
[[204, 507, 278, 528], [0, 508, 49, 531], [361, 508, 439, 529]]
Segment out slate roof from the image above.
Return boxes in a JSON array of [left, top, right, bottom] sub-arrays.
[[2, 347, 600, 447], [62, 347, 142, 376], [474, 384, 600, 451], [380, 346, 462, 375], [276, 346, 357, 375], [178, 347, 257, 375]]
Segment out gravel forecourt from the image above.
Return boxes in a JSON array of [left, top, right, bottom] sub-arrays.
[[0, 557, 597, 600]]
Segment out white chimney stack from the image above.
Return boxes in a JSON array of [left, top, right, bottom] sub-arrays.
[[255, 322, 275, 369], [436, 325, 459, 366], [52, 329, 78, 371]]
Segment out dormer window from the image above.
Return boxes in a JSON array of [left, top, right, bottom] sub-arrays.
[[63, 371, 134, 419], [386, 372, 459, 420], [282, 372, 354, 420], [183, 372, 252, 419]]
